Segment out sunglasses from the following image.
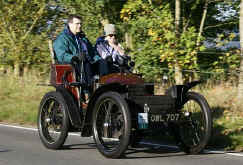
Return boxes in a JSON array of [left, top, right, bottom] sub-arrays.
[[108, 34, 116, 37]]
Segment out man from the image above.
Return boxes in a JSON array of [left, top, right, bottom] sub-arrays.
[[95, 24, 129, 76], [53, 15, 96, 102]]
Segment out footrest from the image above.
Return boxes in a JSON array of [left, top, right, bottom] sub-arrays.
[[69, 82, 83, 87]]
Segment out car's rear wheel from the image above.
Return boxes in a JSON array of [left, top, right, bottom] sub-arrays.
[[38, 91, 70, 149]]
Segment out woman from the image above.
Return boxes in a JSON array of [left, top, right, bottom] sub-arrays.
[[95, 24, 128, 76]]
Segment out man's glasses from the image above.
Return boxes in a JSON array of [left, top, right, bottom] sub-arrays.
[[108, 34, 116, 37]]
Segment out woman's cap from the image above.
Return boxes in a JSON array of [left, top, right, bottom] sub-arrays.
[[104, 24, 116, 36]]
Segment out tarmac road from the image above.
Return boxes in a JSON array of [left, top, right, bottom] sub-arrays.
[[0, 123, 243, 165]]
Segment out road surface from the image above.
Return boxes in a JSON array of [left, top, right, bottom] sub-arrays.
[[0, 124, 243, 165]]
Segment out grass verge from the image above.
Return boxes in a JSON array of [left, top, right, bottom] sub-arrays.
[[0, 74, 54, 125], [200, 85, 243, 151]]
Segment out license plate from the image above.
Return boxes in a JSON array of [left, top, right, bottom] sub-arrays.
[[149, 113, 180, 123], [138, 113, 149, 129]]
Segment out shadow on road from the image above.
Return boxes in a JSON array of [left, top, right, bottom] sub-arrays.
[[0, 149, 11, 153], [59, 141, 231, 159], [121, 144, 186, 159], [62, 142, 186, 159], [61, 143, 97, 150], [124, 145, 229, 159]]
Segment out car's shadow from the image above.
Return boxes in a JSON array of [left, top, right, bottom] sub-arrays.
[[123, 145, 185, 159], [124, 144, 228, 159], [61, 143, 97, 150], [62, 142, 185, 158], [61, 142, 225, 159]]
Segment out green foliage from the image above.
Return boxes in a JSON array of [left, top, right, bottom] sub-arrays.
[[57, 0, 127, 43], [121, 0, 200, 81], [57, 0, 102, 43], [0, 0, 61, 72], [0, 0, 241, 82], [197, 48, 241, 82], [205, 0, 239, 38]]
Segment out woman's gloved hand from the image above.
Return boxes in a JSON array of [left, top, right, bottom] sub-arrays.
[[105, 56, 113, 63]]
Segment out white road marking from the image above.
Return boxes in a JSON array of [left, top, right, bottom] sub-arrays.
[[204, 150, 226, 154], [1, 123, 243, 157], [0, 123, 81, 137], [0, 123, 37, 131], [140, 142, 243, 157], [0, 149, 9, 152], [226, 153, 243, 157]]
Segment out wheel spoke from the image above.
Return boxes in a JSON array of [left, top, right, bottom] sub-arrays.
[[180, 99, 205, 147], [38, 91, 71, 150], [175, 92, 212, 155], [95, 97, 126, 152], [40, 98, 63, 143]]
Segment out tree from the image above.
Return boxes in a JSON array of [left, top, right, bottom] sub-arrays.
[[175, 0, 183, 84], [58, 0, 127, 43], [121, 0, 199, 82], [120, 0, 242, 83], [238, 0, 243, 100], [0, 0, 61, 76]]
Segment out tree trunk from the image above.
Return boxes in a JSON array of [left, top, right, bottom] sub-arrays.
[[197, 0, 208, 47], [238, 58, 243, 100], [48, 40, 55, 64], [175, 62, 183, 84], [237, 0, 243, 100], [0, 65, 4, 74], [193, 0, 209, 81], [125, 32, 133, 50], [175, 0, 181, 37], [175, 0, 183, 84], [6, 65, 12, 74], [23, 65, 29, 77], [100, 19, 109, 27], [14, 63, 20, 77]]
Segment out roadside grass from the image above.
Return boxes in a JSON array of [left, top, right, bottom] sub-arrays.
[[200, 85, 243, 151], [0, 74, 54, 125], [0, 73, 242, 151]]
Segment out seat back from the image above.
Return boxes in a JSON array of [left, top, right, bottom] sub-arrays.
[[48, 40, 81, 105], [48, 40, 58, 64]]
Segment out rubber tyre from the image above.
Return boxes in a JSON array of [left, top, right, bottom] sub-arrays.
[[37, 91, 70, 149], [175, 92, 212, 154], [92, 92, 131, 158]]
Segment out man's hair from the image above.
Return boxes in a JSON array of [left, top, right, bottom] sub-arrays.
[[67, 15, 82, 24]]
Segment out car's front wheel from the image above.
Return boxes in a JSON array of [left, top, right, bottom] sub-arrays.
[[92, 92, 131, 158]]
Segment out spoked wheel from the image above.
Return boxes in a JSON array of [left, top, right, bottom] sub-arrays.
[[92, 92, 131, 158], [175, 92, 212, 154], [38, 91, 70, 149]]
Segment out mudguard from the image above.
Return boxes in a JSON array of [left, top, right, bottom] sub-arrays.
[[165, 81, 201, 108], [81, 83, 127, 137], [56, 87, 82, 128]]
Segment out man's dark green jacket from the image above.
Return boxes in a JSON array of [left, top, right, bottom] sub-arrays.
[[53, 26, 95, 64]]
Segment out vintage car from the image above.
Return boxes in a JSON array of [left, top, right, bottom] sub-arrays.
[[37, 50, 212, 159]]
